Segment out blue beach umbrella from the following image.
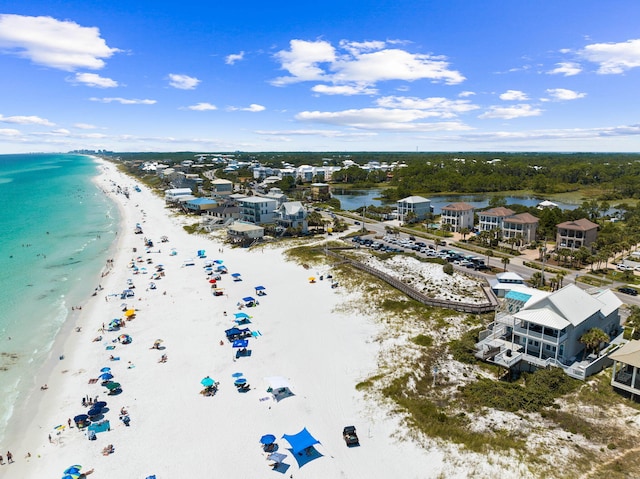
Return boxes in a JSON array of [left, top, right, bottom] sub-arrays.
[[214, 259, 223, 264], [234, 378, 247, 386], [234, 312, 250, 319], [260, 434, 276, 445], [99, 372, 113, 380], [64, 465, 82, 474], [232, 372, 243, 378], [200, 377, 215, 387], [100, 367, 111, 373]]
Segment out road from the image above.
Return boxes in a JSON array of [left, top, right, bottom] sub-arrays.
[[334, 213, 640, 307]]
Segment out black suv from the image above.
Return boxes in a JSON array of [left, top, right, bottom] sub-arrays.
[[618, 287, 638, 296]]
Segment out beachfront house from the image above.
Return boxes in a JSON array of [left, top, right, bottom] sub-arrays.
[[396, 196, 432, 223], [556, 218, 599, 250], [478, 207, 515, 232], [475, 284, 623, 379], [227, 221, 264, 245], [238, 197, 277, 225], [610, 340, 640, 399], [275, 201, 308, 233], [440, 202, 475, 232], [165, 188, 193, 204], [184, 197, 217, 215]]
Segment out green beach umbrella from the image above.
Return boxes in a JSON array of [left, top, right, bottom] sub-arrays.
[[105, 381, 121, 391]]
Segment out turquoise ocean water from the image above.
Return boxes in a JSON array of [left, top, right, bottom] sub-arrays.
[[0, 153, 118, 440]]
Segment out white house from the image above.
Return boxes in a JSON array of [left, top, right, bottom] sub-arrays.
[[440, 202, 475, 232], [610, 340, 640, 399], [237, 197, 277, 224], [478, 207, 515, 232], [164, 188, 193, 203], [396, 196, 432, 223], [275, 201, 308, 233], [475, 284, 623, 379]]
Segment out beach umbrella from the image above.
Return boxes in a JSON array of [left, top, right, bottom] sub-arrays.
[[234, 378, 247, 386], [234, 312, 250, 319], [232, 372, 244, 378], [267, 452, 287, 464], [100, 367, 111, 373], [242, 296, 255, 303], [308, 277, 316, 282], [73, 414, 89, 423], [99, 372, 113, 380], [260, 434, 276, 445], [94, 401, 107, 408], [204, 266, 214, 271], [125, 309, 136, 317], [208, 279, 217, 284], [105, 382, 121, 391], [231, 273, 241, 277], [200, 377, 215, 387], [232, 339, 249, 348], [54, 424, 66, 431], [64, 465, 82, 474], [214, 259, 223, 264], [154, 339, 163, 346], [87, 407, 102, 417]]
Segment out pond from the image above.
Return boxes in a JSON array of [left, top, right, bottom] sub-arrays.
[[330, 188, 583, 213]]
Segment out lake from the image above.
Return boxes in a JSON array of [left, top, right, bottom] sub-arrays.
[[330, 188, 582, 213]]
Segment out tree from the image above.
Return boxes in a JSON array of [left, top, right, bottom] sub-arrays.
[[443, 263, 454, 275], [579, 328, 610, 357], [501, 256, 510, 271], [460, 227, 471, 241]]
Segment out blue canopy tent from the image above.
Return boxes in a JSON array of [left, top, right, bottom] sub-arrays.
[[255, 285, 266, 296], [282, 428, 320, 455], [197, 249, 206, 258]]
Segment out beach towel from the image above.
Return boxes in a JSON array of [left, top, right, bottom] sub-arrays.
[[106, 345, 116, 350]]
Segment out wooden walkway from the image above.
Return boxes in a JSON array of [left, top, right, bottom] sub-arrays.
[[325, 250, 497, 314]]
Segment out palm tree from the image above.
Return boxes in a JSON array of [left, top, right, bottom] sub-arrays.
[[460, 227, 471, 241], [555, 270, 567, 288], [501, 256, 510, 271], [579, 328, 610, 357]]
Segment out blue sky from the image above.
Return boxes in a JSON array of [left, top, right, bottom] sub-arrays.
[[1, 1, 640, 153]]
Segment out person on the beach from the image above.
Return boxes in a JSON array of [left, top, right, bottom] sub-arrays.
[[0, 454, 3, 464], [6, 451, 12, 463]]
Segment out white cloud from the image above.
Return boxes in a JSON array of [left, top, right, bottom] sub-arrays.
[[545, 88, 586, 101], [256, 128, 377, 138], [375, 96, 479, 118], [311, 84, 377, 95], [547, 62, 582, 76], [0, 14, 119, 71], [185, 102, 218, 111], [296, 107, 472, 131], [458, 91, 476, 97], [0, 114, 54, 126], [227, 104, 266, 112], [72, 72, 118, 88], [579, 38, 640, 74], [51, 128, 70, 135], [272, 39, 336, 85], [168, 73, 201, 90], [90, 97, 156, 105], [225, 51, 245, 65], [74, 123, 97, 129], [0, 128, 21, 136], [479, 104, 543, 120], [272, 39, 464, 91], [499, 90, 529, 101]]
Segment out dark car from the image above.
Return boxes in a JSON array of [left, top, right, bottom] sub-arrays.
[[343, 426, 359, 446], [618, 287, 638, 296]]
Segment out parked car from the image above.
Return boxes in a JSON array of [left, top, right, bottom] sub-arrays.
[[618, 287, 638, 296], [343, 426, 359, 446]]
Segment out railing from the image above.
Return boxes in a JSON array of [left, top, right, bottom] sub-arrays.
[[325, 250, 496, 314]]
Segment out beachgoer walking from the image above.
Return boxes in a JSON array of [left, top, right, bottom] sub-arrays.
[[6, 451, 12, 463], [0, 454, 3, 464], [48, 434, 52, 443], [68, 418, 72, 428]]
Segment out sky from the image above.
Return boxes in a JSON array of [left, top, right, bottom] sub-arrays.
[[1, 1, 640, 153]]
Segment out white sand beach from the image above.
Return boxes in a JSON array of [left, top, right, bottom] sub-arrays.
[[0, 159, 461, 479]]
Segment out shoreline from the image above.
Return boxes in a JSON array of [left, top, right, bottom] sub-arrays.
[[0, 159, 505, 479]]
